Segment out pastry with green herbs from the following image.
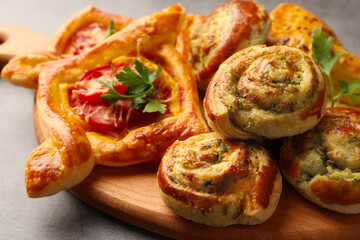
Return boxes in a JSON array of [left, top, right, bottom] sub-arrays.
[[157, 132, 282, 226], [280, 107, 360, 214], [204, 45, 326, 140]]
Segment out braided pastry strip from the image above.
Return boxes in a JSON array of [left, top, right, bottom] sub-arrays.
[[1, 6, 133, 89], [204, 45, 326, 139], [266, 3, 360, 106], [26, 4, 208, 198]]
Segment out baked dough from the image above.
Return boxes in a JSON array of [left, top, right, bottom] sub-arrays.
[[266, 3, 360, 106], [204, 45, 326, 139], [280, 107, 360, 214], [48, 5, 134, 54], [1, 6, 133, 89], [177, 0, 271, 91], [157, 132, 282, 226], [26, 4, 208, 198]]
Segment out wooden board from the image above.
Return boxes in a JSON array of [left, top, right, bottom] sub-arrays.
[[0, 24, 49, 68], [2, 23, 360, 240], [33, 104, 360, 240]]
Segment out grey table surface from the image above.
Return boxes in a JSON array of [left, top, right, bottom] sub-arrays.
[[0, 0, 359, 239]]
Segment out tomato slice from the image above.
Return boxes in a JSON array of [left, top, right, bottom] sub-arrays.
[[70, 64, 164, 132], [73, 100, 126, 132], [72, 23, 108, 55], [73, 65, 128, 104]]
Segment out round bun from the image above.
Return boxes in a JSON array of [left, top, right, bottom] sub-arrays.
[[180, 0, 271, 91], [157, 132, 282, 226], [204, 45, 326, 139], [280, 107, 360, 214]]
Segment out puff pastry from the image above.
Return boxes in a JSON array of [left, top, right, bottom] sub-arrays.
[[26, 4, 208, 198], [280, 107, 360, 214], [177, 0, 271, 91], [266, 3, 360, 106], [1, 6, 133, 89], [204, 45, 326, 139], [157, 132, 282, 226]]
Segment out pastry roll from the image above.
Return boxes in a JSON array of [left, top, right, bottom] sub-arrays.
[[267, 3, 360, 106], [178, 0, 271, 91], [26, 4, 208, 198], [157, 132, 282, 226], [280, 107, 360, 214], [204, 45, 326, 139], [1, 6, 133, 89]]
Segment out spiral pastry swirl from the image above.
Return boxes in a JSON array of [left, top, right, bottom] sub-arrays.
[[204, 45, 327, 139], [157, 132, 282, 226], [280, 107, 360, 214]]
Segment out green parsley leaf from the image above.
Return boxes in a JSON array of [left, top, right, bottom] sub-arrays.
[[349, 93, 360, 102], [347, 79, 360, 93], [149, 65, 162, 83], [105, 20, 115, 38], [143, 98, 167, 114], [310, 27, 360, 107], [97, 59, 166, 114]]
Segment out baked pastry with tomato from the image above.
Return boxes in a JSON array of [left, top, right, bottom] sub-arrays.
[[266, 3, 360, 106], [280, 107, 360, 214], [1, 6, 133, 89], [176, 0, 271, 91], [204, 45, 326, 140], [26, 4, 208, 198], [157, 132, 282, 226]]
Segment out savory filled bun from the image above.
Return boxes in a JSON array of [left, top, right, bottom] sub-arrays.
[[280, 107, 360, 214], [204, 45, 326, 139], [266, 2, 360, 106], [180, 0, 271, 91], [157, 132, 282, 226], [26, 5, 208, 198]]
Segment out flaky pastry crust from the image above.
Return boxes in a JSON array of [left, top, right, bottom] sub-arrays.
[[47, 5, 134, 54], [266, 3, 360, 106], [26, 4, 208, 198], [177, 0, 271, 91], [1, 6, 133, 89], [157, 132, 282, 226], [280, 107, 360, 214], [204, 45, 326, 139]]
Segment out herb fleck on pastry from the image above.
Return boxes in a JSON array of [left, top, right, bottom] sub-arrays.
[[204, 45, 326, 139], [280, 107, 360, 214], [157, 132, 282, 226]]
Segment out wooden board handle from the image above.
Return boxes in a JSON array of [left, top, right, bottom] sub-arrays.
[[0, 24, 49, 69]]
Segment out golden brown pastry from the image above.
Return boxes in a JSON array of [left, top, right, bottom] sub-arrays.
[[48, 5, 134, 55], [26, 4, 208, 198], [1, 51, 61, 89], [1, 6, 133, 89], [177, 0, 271, 91], [157, 132, 282, 226], [204, 45, 326, 139], [266, 3, 360, 106], [175, 14, 204, 63], [280, 107, 360, 214]]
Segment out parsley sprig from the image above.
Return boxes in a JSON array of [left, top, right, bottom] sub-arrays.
[[311, 27, 360, 106], [97, 59, 167, 114], [105, 20, 115, 38]]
